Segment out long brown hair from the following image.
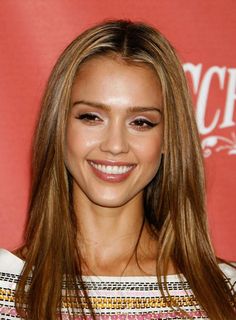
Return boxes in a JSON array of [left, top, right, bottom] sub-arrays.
[[15, 20, 235, 319]]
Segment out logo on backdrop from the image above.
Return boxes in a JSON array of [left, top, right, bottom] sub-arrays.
[[184, 63, 236, 157]]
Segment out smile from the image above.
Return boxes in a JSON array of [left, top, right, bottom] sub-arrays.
[[89, 161, 134, 175]]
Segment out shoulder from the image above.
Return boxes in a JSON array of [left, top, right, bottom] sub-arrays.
[[219, 262, 236, 289], [0, 248, 24, 275], [0, 249, 24, 318]]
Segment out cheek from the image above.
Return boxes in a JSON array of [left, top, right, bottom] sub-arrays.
[[65, 125, 99, 158], [144, 149, 162, 175], [133, 135, 163, 165]]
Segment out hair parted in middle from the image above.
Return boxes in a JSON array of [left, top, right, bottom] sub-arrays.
[[15, 20, 235, 320]]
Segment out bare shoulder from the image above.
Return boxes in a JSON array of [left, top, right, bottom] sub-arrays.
[[12, 246, 27, 260]]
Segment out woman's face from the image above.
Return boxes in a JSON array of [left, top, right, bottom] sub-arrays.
[[65, 56, 163, 208]]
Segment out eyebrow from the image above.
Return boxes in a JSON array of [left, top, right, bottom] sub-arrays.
[[72, 100, 162, 114]]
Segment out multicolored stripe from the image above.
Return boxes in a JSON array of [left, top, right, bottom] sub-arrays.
[[0, 272, 210, 319]]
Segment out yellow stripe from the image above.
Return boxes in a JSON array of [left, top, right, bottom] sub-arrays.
[[0, 288, 197, 309]]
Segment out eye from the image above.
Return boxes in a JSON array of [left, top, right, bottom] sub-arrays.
[[130, 118, 158, 130], [75, 112, 102, 124]]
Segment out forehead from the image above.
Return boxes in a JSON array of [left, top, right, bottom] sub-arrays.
[[71, 56, 162, 109], [77, 53, 157, 74]]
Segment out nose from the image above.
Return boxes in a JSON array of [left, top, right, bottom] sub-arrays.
[[100, 122, 129, 155]]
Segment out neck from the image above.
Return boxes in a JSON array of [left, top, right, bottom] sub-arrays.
[[73, 189, 158, 276]]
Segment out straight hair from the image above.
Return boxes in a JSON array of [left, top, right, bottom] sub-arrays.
[[15, 20, 235, 319]]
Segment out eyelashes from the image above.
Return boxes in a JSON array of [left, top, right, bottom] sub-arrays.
[[76, 113, 101, 122], [131, 118, 158, 129], [75, 112, 159, 130]]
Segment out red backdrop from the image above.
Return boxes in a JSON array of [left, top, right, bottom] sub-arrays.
[[0, 0, 235, 260]]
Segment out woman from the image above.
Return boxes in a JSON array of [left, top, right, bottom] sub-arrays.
[[0, 20, 235, 319]]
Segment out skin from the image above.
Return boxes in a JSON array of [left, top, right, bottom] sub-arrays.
[[65, 55, 166, 276]]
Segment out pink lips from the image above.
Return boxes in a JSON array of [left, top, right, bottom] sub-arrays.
[[87, 160, 136, 183]]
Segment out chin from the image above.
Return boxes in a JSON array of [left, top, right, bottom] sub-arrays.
[[89, 196, 131, 208], [93, 200, 127, 208]]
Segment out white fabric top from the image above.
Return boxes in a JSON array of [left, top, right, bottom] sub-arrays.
[[0, 248, 235, 319]]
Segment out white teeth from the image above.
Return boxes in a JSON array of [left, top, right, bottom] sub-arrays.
[[90, 161, 133, 175]]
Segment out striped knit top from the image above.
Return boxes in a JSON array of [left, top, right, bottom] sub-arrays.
[[0, 248, 235, 319]]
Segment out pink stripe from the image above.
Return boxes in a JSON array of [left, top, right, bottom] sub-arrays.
[[0, 306, 207, 319], [0, 306, 19, 316], [60, 310, 207, 319]]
